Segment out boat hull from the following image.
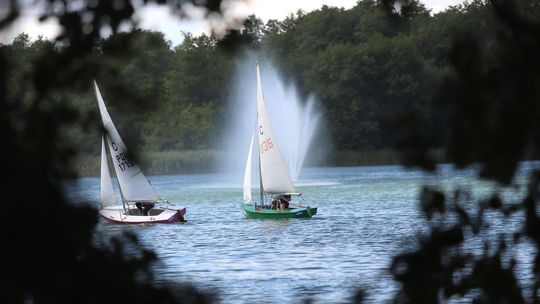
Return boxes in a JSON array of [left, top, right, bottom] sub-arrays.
[[99, 204, 186, 224], [240, 204, 317, 219]]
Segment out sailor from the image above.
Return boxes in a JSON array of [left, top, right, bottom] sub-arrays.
[[270, 197, 279, 210], [279, 195, 291, 210], [135, 202, 155, 216], [142, 202, 155, 216], [135, 202, 144, 215]]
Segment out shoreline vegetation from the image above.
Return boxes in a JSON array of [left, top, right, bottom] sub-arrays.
[[3, 0, 456, 166], [75, 149, 445, 176], [3, 0, 540, 302]]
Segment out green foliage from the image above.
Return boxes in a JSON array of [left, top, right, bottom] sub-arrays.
[[0, 1, 227, 303], [3, 0, 540, 303], [261, 0, 437, 151], [77, 150, 221, 176], [329, 149, 401, 166], [2, 0, 527, 172], [389, 0, 540, 303]]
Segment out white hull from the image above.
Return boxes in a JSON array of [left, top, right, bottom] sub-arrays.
[[99, 203, 186, 224]]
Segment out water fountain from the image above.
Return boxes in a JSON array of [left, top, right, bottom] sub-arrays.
[[221, 53, 321, 182]]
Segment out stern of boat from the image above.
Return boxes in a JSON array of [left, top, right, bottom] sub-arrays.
[[172, 207, 187, 223]]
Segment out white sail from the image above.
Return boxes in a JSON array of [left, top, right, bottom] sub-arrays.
[[94, 81, 160, 202], [243, 132, 254, 203], [100, 135, 117, 207], [256, 64, 296, 194]]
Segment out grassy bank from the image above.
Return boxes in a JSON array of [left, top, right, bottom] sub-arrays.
[[325, 149, 402, 167], [76, 149, 443, 177], [76, 150, 221, 177]]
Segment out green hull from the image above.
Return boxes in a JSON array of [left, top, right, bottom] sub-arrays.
[[240, 204, 317, 219]]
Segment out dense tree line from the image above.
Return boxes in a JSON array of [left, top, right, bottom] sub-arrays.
[[3, 0, 540, 303], [1, 0, 524, 164], [385, 0, 540, 302], [0, 1, 223, 303]]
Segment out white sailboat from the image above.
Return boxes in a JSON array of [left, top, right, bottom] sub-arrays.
[[240, 63, 317, 219], [95, 81, 186, 223]]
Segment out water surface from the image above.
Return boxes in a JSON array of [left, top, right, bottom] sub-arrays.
[[66, 164, 538, 303]]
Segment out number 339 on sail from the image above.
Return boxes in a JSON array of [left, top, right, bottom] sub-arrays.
[[260, 138, 274, 154]]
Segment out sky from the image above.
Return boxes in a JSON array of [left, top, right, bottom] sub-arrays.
[[0, 0, 466, 47]]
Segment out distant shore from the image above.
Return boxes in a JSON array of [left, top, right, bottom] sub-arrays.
[[75, 149, 424, 177]]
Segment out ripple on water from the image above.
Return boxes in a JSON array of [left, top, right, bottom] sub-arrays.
[[66, 165, 538, 303]]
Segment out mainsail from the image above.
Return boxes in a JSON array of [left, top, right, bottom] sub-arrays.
[[94, 81, 160, 202], [243, 132, 254, 203], [256, 64, 296, 194], [100, 135, 117, 207]]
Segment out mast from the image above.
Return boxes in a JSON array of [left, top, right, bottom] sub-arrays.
[[106, 133, 127, 213], [100, 134, 117, 209], [257, 108, 264, 207], [117, 177, 128, 213], [259, 150, 264, 206]]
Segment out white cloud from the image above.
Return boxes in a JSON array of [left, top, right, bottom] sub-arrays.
[[238, 0, 357, 20], [133, 4, 210, 45], [0, 1, 60, 43], [425, 0, 466, 12], [0, 15, 59, 43]]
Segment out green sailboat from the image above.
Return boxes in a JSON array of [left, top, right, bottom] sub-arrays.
[[240, 63, 317, 219]]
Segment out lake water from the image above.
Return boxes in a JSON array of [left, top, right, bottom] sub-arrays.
[[66, 164, 538, 303]]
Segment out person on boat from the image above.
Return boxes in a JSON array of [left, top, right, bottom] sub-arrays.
[[135, 202, 143, 215], [279, 195, 291, 210], [135, 202, 155, 216], [142, 202, 155, 215], [270, 196, 279, 210]]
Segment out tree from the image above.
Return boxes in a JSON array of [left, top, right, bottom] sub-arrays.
[[0, 1, 228, 303], [389, 0, 540, 302]]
